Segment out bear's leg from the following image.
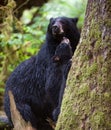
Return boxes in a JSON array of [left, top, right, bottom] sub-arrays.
[[38, 121, 54, 130], [52, 76, 66, 122], [16, 103, 38, 128], [53, 61, 72, 121], [17, 103, 54, 130]]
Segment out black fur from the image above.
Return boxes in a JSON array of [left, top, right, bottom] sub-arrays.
[[50, 37, 73, 121]]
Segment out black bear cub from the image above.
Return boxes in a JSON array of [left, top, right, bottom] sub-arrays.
[[4, 17, 80, 130], [53, 37, 72, 63], [51, 37, 73, 121]]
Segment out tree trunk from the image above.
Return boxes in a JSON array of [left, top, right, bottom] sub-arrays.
[[55, 0, 111, 130]]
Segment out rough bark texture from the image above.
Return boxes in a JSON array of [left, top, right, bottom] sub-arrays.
[[56, 0, 111, 130]]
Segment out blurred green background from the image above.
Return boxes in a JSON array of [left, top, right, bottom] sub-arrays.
[[0, 0, 87, 109]]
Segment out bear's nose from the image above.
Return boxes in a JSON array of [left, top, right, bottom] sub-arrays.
[[52, 21, 64, 35], [52, 25, 59, 31]]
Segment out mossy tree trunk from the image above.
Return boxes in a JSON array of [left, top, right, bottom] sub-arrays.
[[56, 0, 111, 130]]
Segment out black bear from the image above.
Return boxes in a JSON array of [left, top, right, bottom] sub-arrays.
[[46, 37, 73, 121], [4, 17, 80, 130], [52, 37, 72, 64]]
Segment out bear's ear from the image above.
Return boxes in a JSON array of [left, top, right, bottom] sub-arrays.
[[50, 17, 54, 22], [71, 17, 78, 24]]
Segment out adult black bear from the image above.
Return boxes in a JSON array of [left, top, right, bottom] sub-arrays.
[[4, 17, 80, 130]]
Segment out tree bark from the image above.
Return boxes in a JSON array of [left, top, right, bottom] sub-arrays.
[[55, 0, 111, 130]]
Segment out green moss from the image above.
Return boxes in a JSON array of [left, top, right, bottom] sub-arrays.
[[104, 92, 111, 99], [86, 62, 98, 77], [95, 41, 101, 50], [91, 111, 105, 127], [81, 54, 89, 61], [90, 90, 97, 100], [78, 84, 89, 96], [105, 18, 111, 27], [98, 76, 103, 85]]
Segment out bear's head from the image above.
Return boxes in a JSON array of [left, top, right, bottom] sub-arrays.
[[53, 37, 73, 64], [47, 16, 80, 53]]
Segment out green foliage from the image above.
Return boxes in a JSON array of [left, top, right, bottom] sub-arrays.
[[0, 0, 87, 90], [39, 0, 87, 28]]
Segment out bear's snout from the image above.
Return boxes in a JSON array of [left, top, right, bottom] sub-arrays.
[[52, 21, 64, 35], [61, 37, 70, 44], [52, 25, 60, 34]]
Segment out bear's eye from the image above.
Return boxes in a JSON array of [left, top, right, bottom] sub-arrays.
[[61, 21, 66, 25], [61, 20, 69, 26], [51, 20, 56, 26], [49, 18, 55, 26]]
